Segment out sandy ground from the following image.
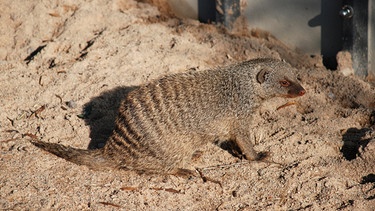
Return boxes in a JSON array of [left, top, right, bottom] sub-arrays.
[[1, 0, 375, 210]]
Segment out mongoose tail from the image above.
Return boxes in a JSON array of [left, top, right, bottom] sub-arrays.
[[30, 140, 114, 170]]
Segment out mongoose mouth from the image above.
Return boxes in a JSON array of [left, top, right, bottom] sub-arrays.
[[276, 101, 297, 110], [279, 91, 305, 98], [276, 86, 305, 109], [282, 92, 305, 98]]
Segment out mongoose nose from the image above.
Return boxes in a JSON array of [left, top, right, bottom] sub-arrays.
[[299, 89, 306, 96]]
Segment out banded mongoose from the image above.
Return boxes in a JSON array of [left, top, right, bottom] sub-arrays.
[[31, 58, 306, 175]]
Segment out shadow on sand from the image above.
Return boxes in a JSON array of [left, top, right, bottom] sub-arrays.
[[81, 86, 138, 149]]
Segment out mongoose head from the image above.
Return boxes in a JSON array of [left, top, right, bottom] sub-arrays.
[[255, 60, 306, 99]]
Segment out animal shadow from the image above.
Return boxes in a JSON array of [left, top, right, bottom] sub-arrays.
[[341, 127, 371, 161], [81, 86, 137, 149]]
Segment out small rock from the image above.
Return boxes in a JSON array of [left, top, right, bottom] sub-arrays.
[[336, 51, 354, 76], [66, 100, 77, 109]]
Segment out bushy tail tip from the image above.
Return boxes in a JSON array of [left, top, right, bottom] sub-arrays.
[[30, 140, 113, 171]]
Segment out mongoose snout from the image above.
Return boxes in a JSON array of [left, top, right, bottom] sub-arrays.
[[285, 81, 306, 98], [31, 58, 305, 176]]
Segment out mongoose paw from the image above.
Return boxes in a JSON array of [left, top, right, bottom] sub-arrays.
[[173, 168, 222, 187], [243, 151, 270, 161], [191, 150, 204, 161], [255, 151, 270, 161], [195, 168, 222, 187], [173, 168, 198, 179]]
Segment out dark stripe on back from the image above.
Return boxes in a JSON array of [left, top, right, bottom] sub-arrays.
[[158, 78, 180, 132], [108, 133, 139, 159], [114, 121, 141, 149], [135, 86, 164, 137]]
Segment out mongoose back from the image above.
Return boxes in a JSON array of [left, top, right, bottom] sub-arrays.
[[31, 58, 306, 175]]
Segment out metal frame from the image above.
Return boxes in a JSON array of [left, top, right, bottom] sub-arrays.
[[198, 0, 240, 29], [341, 0, 369, 78]]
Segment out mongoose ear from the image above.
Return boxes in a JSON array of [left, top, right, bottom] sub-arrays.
[[256, 68, 269, 84]]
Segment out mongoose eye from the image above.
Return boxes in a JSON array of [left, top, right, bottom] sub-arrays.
[[280, 80, 290, 87]]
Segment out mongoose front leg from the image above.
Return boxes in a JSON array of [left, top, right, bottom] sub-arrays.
[[234, 135, 260, 160], [232, 121, 267, 161]]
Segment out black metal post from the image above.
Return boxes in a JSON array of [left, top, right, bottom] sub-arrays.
[[198, 0, 240, 29], [341, 0, 369, 77]]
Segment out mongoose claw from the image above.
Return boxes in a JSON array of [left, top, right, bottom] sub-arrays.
[[254, 151, 270, 161], [173, 168, 198, 179]]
